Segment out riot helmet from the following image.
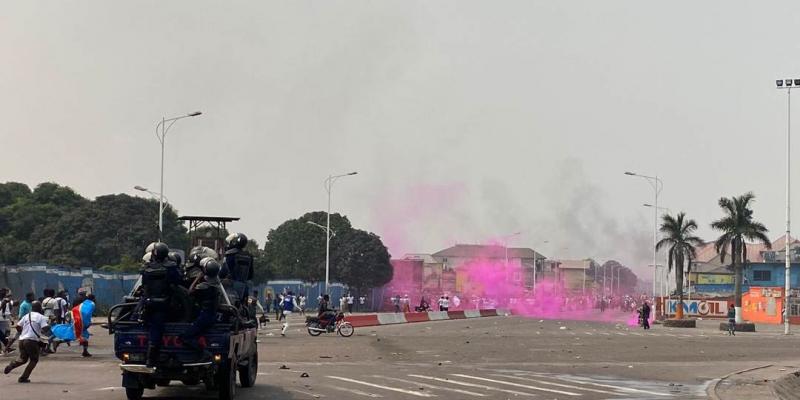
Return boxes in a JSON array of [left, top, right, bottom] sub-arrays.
[[188, 246, 217, 266], [151, 242, 170, 262], [169, 251, 183, 266], [225, 233, 248, 250], [203, 258, 221, 279]]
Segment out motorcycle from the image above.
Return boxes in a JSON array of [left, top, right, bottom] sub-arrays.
[[305, 311, 354, 337]]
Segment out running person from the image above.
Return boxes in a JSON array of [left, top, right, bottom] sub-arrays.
[[280, 291, 300, 337]]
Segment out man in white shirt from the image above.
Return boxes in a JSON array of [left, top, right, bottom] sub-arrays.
[[4, 301, 48, 383], [346, 294, 354, 314], [358, 295, 366, 312]]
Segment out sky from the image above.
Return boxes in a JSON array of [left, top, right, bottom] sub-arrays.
[[2, 1, 800, 277]]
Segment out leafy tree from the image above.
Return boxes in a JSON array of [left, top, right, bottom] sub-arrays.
[[711, 192, 771, 322], [0, 182, 31, 208], [657, 212, 704, 319], [29, 194, 187, 266], [263, 211, 353, 282], [263, 211, 392, 289], [333, 229, 393, 290]]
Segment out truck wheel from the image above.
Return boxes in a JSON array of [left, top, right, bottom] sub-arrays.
[[216, 360, 237, 400], [238, 353, 258, 388], [125, 387, 144, 400]]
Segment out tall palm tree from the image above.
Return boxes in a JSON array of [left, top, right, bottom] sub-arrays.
[[710, 192, 771, 323], [656, 212, 704, 319]]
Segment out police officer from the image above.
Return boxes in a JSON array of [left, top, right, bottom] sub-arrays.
[[140, 242, 182, 368], [180, 257, 221, 361], [184, 246, 217, 288], [223, 233, 254, 305]]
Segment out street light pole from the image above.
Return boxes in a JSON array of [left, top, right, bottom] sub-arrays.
[[155, 111, 202, 241], [777, 78, 797, 335], [625, 171, 663, 300], [324, 172, 357, 294]]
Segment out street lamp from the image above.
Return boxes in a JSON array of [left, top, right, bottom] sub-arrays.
[[155, 111, 202, 241], [324, 171, 357, 294], [644, 203, 672, 305], [500, 232, 522, 266], [307, 221, 336, 238], [134, 186, 170, 228], [777, 78, 798, 335], [625, 171, 663, 299]]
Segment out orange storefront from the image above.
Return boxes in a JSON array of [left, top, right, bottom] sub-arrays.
[[741, 287, 800, 324]]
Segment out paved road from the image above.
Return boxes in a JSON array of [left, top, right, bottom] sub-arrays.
[[2, 313, 799, 399]]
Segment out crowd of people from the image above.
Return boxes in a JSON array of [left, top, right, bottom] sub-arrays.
[[0, 286, 96, 383]]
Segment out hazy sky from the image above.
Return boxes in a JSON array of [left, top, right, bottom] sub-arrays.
[[3, 1, 800, 275]]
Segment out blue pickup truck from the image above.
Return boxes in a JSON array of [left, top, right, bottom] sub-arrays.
[[108, 301, 258, 400]]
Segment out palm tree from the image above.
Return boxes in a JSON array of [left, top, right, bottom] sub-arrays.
[[656, 212, 704, 319], [710, 192, 771, 323]]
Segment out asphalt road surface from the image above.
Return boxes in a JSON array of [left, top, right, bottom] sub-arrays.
[[3, 312, 799, 400]]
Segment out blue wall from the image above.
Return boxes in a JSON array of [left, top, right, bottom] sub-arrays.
[[0, 265, 138, 310], [746, 263, 800, 287]]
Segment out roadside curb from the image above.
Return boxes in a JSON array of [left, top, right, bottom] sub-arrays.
[[347, 309, 510, 328], [706, 364, 773, 400]]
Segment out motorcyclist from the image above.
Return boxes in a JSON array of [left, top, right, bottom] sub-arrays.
[[222, 233, 254, 306], [317, 294, 336, 331], [180, 257, 221, 361], [139, 242, 182, 368]]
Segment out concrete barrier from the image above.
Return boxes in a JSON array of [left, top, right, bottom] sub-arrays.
[[377, 313, 408, 325], [479, 309, 498, 317], [404, 312, 431, 323], [447, 310, 466, 319], [464, 310, 482, 318], [427, 311, 450, 321], [347, 314, 380, 327]]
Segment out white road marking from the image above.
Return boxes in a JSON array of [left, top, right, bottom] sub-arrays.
[[526, 374, 672, 396], [491, 374, 620, 395], [291, 389, 325, 398], [373, 375, 488, 397], [408, 374, 535, 397], [599, 332, 610, 335], [328, 385, 384, 397], [327, 376, 435, 397], [615, 332, 627, 336], [584, 332, 594, 335], [93, 387, 123, 391], [451, 374, 582, 396]]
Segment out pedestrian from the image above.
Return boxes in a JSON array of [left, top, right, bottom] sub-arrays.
[[298, 294, 307, 316], [280, 291, 301, 337], [401, 294, 410, 313], [273, 294, 282, 320], [18, 293, 34, 319], [4, 301, 48, 383], [727, 304, 736, 336], [640, 301, 651, 330], [442, 296, 450, 312], [438, 296, 445, 312], [358, 295, 366, 312], [392, 295, 401, 313], [265, 293, 272, 314], [0, 288, 16, 355], [452, 295, 461, 309], [345, 293, 354, 314]]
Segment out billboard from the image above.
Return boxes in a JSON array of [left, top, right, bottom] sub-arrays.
[[666, 299, 729, 317], [696, 274, 734, 285]]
